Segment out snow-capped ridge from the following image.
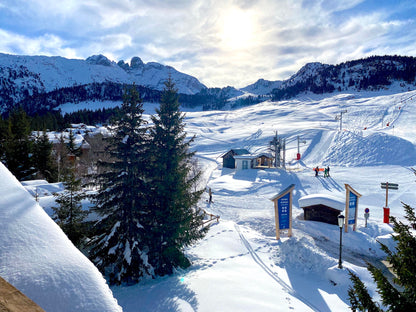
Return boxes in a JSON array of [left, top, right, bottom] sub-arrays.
[[0, 52, 207, 112], [240, 78, 283, 95], [86, 54, 114, 67]]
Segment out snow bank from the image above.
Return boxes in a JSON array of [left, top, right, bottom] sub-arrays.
[[274, 235, 337, 274], [0, 163, 121, 312], [298, 193, 345, 211]]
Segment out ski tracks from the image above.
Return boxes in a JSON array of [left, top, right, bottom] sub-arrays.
[[234, 224, 321, 312]]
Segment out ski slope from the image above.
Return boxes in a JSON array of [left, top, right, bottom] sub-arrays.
[[120, 89, 415, 312], [5, 89, 416, 311]]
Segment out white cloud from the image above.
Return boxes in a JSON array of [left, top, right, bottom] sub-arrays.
[[0, 29, 79, 58]]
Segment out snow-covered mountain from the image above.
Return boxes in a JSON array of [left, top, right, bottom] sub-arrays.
[[270, 56, 416, 99], [0, 162, 122, 312], [240, 78, 283, 95], [0, 53, 206, 112], [1, 53, 416, 114], [240, 56, 416, 99]]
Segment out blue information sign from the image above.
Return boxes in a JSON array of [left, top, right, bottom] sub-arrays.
[[348, 192, 357, 225], [278, 192, 290, 229]]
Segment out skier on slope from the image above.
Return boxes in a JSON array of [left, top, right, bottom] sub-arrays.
[[315, 166, 319, 177]]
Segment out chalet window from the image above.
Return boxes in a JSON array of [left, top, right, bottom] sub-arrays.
[[242, 160, 248, 170]]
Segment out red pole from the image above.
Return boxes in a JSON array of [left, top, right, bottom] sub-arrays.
[[384, 182, 389, 224]]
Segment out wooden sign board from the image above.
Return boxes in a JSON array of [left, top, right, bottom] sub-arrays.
[[270, 184, 295, 240], [344, 184, 362, 232]]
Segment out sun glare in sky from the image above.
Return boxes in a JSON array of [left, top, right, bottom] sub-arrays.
[[221, 8, 256, 50]]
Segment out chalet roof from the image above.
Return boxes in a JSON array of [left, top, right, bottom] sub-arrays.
[[221, 149, 250, 158], [298, 194, 344, 211], [234, 155, 255, 160], [255, 152, 273, 158]]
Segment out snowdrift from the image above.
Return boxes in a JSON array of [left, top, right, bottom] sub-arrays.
[[0, 163, 121, 312], [304, 130, 416, 167]]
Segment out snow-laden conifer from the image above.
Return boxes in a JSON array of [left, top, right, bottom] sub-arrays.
[[148, 78, 207, 276], [89, 84, 153, 285]]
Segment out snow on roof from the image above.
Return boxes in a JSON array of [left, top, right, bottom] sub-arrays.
[[298, 194, 345, 212], [221, 149, 251, 157], [233, 154, 255, 159], [0, 162, 121, 312]]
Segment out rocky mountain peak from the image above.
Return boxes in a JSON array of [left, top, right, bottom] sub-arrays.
[[85, 54, 113, 66]]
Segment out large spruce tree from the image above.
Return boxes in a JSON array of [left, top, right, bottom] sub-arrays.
[[89, 85, 153, 285], [148, 78, 206, 276], [348, 203, 416, 311]]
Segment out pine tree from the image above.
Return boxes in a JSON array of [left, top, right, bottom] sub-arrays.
[[33, 130, 57, 182], [55, 133, 72, 181], [148, 78, 207, 276], [348, 203, 416, 311], [89, 84, 153, 285], [67, 129, 81, 157], [52, 170, 88, 247], [3, 108, 35, 180]]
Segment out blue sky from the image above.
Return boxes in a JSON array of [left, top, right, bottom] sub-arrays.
[[0, 0, 415, 88]]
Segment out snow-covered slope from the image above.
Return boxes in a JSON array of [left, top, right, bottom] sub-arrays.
[[0, 162, 122, 312], [110, 89, 415, 311], [11, 88, 416, 311]]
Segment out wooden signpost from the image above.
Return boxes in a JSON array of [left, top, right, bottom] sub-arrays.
[[270, 184, 295, 240], [344, 184, 362, 232], [381, 182, 398, 223]]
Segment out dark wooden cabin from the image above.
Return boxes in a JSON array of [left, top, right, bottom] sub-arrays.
[[299, 194, 344, 225], [221, 149, 250, 169]]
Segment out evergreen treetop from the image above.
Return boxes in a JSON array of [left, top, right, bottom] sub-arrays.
[[348, 203, 416, 311]]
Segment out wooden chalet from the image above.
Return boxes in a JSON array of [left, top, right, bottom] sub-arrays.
[[221, 149, 251, 169], [222, 149, 274, 170], [298, 194, 344, 225]]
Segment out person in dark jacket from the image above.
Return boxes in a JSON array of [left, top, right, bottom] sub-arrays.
[[315, 166, 319, 177]]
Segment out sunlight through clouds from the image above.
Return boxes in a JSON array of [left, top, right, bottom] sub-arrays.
[[220, 8, 257, 50], [0, 0, 415, 88]]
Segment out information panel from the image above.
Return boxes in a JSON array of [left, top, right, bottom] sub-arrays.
[[270, 184, 295, 240], [348, 192, 357, 225], [344, 184, 361, 232], [278, 192, 290, 229]]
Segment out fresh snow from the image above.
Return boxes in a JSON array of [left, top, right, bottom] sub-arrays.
[[3, 88, 416, 311], [298, 194, 345, 211], [0, 162, 122, 312]]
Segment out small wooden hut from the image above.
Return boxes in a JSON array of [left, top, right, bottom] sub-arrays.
[[221, 149, 250, 169], [298, 194, 344, 225]]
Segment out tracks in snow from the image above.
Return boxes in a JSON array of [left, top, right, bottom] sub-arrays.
[[234, 224, 321, 312]]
